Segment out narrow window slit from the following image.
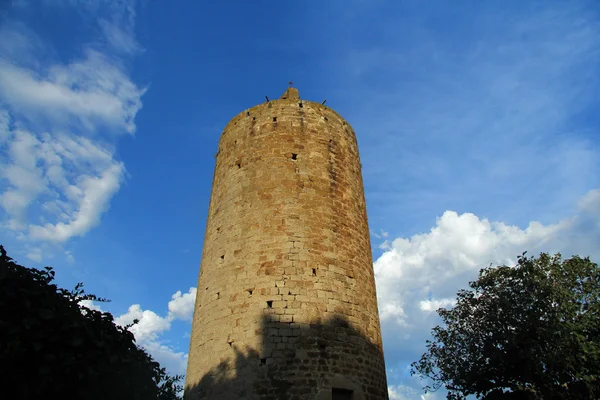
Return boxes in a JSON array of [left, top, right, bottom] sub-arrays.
[[248, 289, 253, 296], [260, 358, 267, 366], [312, 268, 317, 276], [298, 102, 303, 108], [273, 117, 277, 122], [291, 153, 297, 160], [217, 292, 221, 299], [236, 162, 241, 169], [266, 300, 273, 308], [246, 111, 250, 116]]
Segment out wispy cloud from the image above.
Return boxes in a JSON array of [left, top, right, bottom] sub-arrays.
[[330, 1, 600, 232], [0, 49, 144, 134], [0, 0, 144, 252]]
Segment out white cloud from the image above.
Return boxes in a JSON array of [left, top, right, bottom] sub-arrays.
[[168, 287, 197, 321], [26, 247, 42, 263], [579, 188, 600, 220], [374, 187, 600, 397], [79, 299, 103, 312], [114, 288, 198, 377], [0, 129, 47, 230], [0, 50, 144, 134], [0, 109, 10, 142], [418, 298, 455, 313], [374, 209, 566, 325], [0, 1, 145, 248], [0, 125, 126, 242], [77, 298, 189, 376], [142, 341, 188, 377], [116, 304, 172, 342], [99, 18, 141, 55], [28, 161, 125, 242]]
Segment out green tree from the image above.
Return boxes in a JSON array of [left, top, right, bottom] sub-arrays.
[[411, 252, 600, 399], [0, 245, 183, 400]]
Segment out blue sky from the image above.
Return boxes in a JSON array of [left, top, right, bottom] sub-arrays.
[[1, 1, 599, 398]]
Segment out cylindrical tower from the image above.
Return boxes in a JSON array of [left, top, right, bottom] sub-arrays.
[[185, 87, 388, 400]]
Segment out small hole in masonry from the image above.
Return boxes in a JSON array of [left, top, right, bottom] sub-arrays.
[[260, 358, 267, 366], [221, 255, 225, 259], [217, 292, 221, 299], [273, 117, 277, 122], [236, 163, 241, 169], [266, 301, 273, 308], [246, 111, 250, 116], [298, 102, 303, 108], [291, 153, 297, 160], [312, 268, 316, 276], [248, 289, 253, 296]]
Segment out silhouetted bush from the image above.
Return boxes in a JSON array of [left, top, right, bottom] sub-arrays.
[[0, 245, 182, 400], [412, 252, 600, 399]]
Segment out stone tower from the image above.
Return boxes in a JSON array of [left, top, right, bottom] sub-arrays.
[[185, 87, 388, 400]]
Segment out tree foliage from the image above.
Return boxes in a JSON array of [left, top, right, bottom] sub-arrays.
[[0, 245, 183, 399], [411, 252, 600, 399]]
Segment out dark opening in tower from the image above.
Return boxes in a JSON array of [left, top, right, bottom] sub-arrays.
[[332, 388, 354, 400]]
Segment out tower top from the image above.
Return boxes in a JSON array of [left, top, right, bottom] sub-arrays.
[[280, 86, 300, 100]]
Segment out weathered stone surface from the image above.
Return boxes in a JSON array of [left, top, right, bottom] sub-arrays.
[[185, 88, 388, 399]]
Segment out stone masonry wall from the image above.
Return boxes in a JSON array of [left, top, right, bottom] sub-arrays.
[[185, 88, 388, 400]]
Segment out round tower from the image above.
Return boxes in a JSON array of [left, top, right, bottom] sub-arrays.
[[185, 87, 388, 400]]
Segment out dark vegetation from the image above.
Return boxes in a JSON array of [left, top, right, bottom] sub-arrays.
[[412, 252, 600, 399], [0, 245, 182, 400]]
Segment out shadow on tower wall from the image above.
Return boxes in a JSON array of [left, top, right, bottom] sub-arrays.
[[184, 314, 389, 400]]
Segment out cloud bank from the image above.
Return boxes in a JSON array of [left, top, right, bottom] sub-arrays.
[[375, 188, 600, 398]]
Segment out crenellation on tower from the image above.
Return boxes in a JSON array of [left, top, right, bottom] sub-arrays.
[[185, 87, 388, 400]]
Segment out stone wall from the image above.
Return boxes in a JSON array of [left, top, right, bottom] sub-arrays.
[[185, 88, 388, 400]]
